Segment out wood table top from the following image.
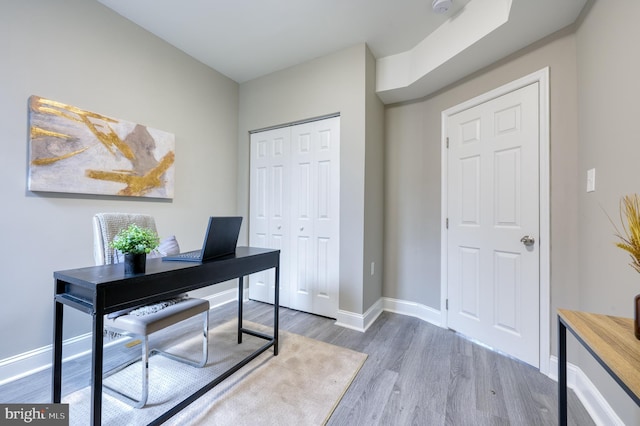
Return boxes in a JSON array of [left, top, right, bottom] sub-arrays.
[[558, 309, 640, 401]]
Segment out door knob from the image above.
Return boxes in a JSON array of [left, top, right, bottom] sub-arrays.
[[520, 235, 535, 247]]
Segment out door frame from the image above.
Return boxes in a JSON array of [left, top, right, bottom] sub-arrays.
[[440, 67, 550, 374]]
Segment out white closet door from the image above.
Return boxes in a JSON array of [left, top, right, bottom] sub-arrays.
[[289, 117, 340, 317], [249, 116, 340, 318], [249, 127, 290, 307]]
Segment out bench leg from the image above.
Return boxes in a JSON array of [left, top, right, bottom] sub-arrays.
[[103, 310, 209, 408]]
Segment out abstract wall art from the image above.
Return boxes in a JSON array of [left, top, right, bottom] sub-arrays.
[[28, 95, 175, 199]]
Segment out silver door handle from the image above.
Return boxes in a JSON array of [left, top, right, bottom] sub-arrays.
[[520, 235, 535, 247]]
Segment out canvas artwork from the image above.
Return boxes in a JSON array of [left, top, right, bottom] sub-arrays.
[[28, 96, 175, 199]]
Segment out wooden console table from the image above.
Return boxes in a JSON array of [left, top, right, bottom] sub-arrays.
[[557, 309, 640, 425]]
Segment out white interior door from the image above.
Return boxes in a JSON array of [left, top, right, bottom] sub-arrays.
[[249, 127, 290, 307], [446, 82, 540, 367]]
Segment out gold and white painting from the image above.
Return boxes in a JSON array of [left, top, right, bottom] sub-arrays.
[[28, 95, 175, 199]]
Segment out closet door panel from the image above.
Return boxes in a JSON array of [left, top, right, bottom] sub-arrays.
[[249, 127, 290, 306], [310, 117, 340, 317], [290, 123, 315, 311]]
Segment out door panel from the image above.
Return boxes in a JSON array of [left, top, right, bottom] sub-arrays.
[[447, 83, 539, 367], [249, 127, 291, 306], [459, 246, 480, 319], [493, 250, 520, 333], [289, 118, 340, 317]]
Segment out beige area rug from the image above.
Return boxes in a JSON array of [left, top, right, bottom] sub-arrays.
[[64, 321, 367, 425]]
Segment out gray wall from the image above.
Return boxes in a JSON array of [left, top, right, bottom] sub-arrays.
[[363, 49, 386, 310], [0, 0, 239, 360], [576, 1, 640, 423], [384, 28, 580, 321], [384, 1, 640, 422], [238, 44, 384, 315]]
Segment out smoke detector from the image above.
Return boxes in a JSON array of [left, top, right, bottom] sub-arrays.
[[432, 0, 452, 14]]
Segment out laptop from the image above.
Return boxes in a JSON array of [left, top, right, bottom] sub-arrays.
[[163, 216, 242, 262]]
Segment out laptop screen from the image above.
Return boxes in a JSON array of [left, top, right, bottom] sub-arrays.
[[200, 216, 242, 260]]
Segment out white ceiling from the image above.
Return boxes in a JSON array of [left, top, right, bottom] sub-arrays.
[[97, 0, 588, 104]]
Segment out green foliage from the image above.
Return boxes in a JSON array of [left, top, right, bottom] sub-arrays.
[[614, 194, 640, 274], [110, 224, 159, 255]]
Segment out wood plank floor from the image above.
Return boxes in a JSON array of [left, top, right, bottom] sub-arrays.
[[0, 300, 594, 425]]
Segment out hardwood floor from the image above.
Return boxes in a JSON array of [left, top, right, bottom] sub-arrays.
[[0, 300, 594, 425]]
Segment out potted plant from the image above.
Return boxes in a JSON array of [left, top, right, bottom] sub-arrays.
[[612, 194, 640, 339], [110, 224, 160, 274]]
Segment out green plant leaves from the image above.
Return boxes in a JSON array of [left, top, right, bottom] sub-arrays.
[[110, 224, 159, 255]]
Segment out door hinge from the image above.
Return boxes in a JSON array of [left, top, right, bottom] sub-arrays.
[[446, 137, 449, 148], [446, 218, 449, 229], [446, 299, 449, 310]]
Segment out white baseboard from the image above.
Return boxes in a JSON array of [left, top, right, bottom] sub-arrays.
[[548, 356, 623, 426], [381, 297, 443, 327], [335, 298, 384, 332], [0, 332, 94, 386], [0, 289, 238, 386], [206, 287, 239, 308], [334, 297, 443, 332]]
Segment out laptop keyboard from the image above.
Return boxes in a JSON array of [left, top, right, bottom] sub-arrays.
[[174, 250, 201, 259]]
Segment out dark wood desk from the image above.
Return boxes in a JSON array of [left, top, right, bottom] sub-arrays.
[[52, 247, 280, 426], [558, 309, 640, 426]]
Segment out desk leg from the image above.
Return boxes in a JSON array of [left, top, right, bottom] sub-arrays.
[[238, 276, 244, 344], [558, 316, 568, 426], [274, 264, 279, 356], [90, 313, 104, 426], [52, 299, 63, 403]]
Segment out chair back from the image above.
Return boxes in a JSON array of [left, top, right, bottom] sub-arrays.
[[93, 213, 157, 265]]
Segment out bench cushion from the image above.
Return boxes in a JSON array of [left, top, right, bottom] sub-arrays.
[[105, 297, 209, 335]]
